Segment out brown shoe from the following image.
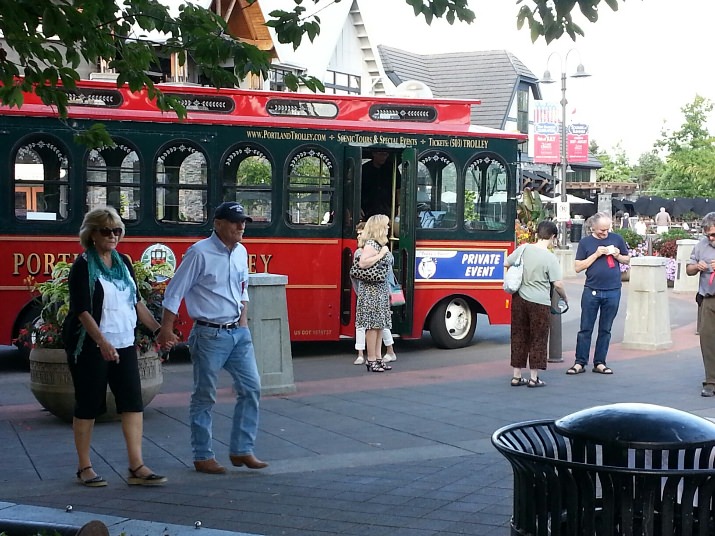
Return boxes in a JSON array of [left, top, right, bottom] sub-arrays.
[[193, 458, 227, 474], [229, 454, 268, 469]]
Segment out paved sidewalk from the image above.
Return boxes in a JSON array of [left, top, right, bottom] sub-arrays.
[[0, 277, 708, 536]]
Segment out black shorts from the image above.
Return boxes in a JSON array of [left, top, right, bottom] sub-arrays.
[[67, 345, 144, 419]]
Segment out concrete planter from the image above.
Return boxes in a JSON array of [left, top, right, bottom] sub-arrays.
[[29, 348, 163, 422]]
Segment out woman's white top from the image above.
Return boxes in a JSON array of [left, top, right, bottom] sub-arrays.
[[98, 276, 137, 348]]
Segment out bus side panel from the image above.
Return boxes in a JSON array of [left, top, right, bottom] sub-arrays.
[[242, 238, 344, 342], [404, 240, 513, 340]]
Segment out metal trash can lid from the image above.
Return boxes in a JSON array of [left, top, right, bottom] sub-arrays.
[[555, 403, 715, 449]]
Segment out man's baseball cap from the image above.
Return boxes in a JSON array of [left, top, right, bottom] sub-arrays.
[[214, 202, 253, 223]]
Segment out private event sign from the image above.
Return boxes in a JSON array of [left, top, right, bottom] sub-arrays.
[[415, 249, 506, 281]]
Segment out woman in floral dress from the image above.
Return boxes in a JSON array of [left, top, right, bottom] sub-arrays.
[[355, 214, 393, 372]]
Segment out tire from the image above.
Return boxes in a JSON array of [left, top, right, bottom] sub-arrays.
[[12, 299, 41, 357], [429, 297, 476, 349]]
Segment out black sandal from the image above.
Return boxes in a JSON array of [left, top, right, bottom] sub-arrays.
[[566, 364, 586, 375], [127, 464, 167, 486], [510, 377, 527, 387], [365, 360, 385, 372], [76, 466, 107, 487], [527, 378, 546, 388], [592, 364, 613, 374]]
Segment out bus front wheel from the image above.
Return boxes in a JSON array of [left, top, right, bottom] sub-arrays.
[[429, 297, 476, 349]]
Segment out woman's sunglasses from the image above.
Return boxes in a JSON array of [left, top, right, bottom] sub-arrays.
[[98, 227, 123, 237]]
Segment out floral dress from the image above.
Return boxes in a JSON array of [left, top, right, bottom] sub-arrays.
[[355, 239, 392, 330]]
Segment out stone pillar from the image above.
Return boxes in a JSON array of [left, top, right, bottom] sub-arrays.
[[247, 273, 296, 395], [674, 239, 699, 293], [598, 193, 612, 216], [554, 248, 576, 278], [622, 257, 672, 350]]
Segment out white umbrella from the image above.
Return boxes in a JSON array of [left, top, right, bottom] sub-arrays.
[[543, 194, 593, 205], [440, 191, 457, 204]]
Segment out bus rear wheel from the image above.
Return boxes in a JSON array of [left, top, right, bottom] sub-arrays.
[[429, 297, 476, 349]]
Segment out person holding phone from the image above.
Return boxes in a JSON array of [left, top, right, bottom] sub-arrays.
[[569, 212, 630, 375]]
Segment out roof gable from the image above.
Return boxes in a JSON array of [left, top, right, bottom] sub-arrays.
[[378, 46, 539, 129]]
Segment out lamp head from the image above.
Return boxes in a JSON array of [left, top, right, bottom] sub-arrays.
[[572, 63, 591, 78], [540, 70, 556, 84]]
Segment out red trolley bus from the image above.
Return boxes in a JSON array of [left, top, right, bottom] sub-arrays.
[[0, 81, 524, 350]]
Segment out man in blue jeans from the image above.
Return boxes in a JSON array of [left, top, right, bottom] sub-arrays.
[[158, 202, 266, 474], [567, 212, 630, 375]]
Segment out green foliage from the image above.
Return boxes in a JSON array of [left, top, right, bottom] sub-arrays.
[[653, 229, 690, 259], [517, 0, 622, 43], [14, 262, 72, 349], [650, 96, 715, 197], [657, 228, 691, 242], [516, 189, 545, 242], [633, 151, 664, 193], [0, 0, 623, 146], [611, 228, 643, 249], [595, 143, 634, 183]]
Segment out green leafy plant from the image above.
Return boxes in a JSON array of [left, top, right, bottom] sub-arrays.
[[657, 228, 691, 242], [653, 228, 690, 259], [611, 228, 643, 250], [516, 189, 545, 243], [13, 262, 71, 349]]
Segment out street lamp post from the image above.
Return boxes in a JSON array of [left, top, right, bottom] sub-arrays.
[[541, 50, 590, 363], [541, 50, 590, 249]]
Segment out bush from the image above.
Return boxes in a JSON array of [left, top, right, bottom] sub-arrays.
[[658, 228, 691, 242], [611, 228, 643, 249], [654, 239, 678, 258]]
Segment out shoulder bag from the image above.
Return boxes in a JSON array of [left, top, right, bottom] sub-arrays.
[[350, 255, 389, 283], [503, 245, 526, 294], [388, 270, 405, 307]]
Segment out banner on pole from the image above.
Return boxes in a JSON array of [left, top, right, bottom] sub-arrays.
[[567, 123, 589, 163], [533, 102, 561, 164]]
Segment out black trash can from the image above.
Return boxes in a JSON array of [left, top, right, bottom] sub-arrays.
[[492, 403, 715, 536], [570, 219, 583, 242]]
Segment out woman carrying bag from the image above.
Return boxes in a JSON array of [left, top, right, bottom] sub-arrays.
[[504, 221, 567, 388], [353, 214, 393, 372]]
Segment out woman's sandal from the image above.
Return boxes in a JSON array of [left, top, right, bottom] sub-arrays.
[[527, 378, 546, 388], [76, 466, 107, 487], [566, 364, 586, 375], [510, 377, 527, 387], [127, 464, 167, 486], [592, 364, 614, 374], [365, 359, 392, 372]]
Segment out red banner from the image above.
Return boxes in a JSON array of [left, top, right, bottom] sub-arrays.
[[567, 134, 589, 162], [534, 134, 560, 163]]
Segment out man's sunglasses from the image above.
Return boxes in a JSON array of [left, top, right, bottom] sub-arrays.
[[706, 232, 715, 239], [98, 227, 123, 237]]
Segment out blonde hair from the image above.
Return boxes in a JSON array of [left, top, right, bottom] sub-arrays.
[[362, 214, 389, 246], [79, 206, 125, 249]]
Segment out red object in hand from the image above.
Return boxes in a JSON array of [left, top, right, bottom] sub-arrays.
[[607, 255, 615, 268]]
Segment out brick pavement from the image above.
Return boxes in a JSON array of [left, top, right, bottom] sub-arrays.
[[0, 277, 710, 536]]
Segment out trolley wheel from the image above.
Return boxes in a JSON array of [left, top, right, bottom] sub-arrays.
[[429, 297, 476, 349], [12, 300, 41, 357]]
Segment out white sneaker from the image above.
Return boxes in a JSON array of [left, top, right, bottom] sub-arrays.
[[383, 353, 397, 363], [353, 356, 365, 365]]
